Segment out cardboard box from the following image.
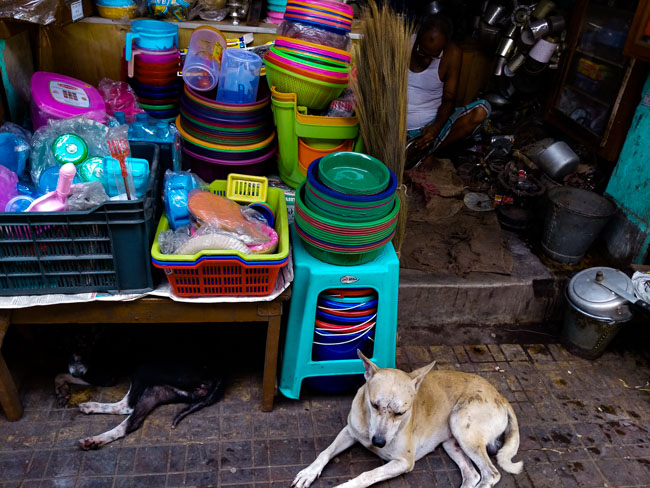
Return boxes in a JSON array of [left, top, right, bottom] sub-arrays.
[[52, 0, 95, 27]]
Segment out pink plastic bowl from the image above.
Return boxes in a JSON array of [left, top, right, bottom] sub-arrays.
[[265, 49, 350, 78], [274, 37, 351, 63]]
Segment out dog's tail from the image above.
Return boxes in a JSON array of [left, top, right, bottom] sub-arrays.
[[496, 403, 523, 474]]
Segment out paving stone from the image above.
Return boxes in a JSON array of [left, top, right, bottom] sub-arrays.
[[3, 342, 648, 487], [465, 344, 494, 362]]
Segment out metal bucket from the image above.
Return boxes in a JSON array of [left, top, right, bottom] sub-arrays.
[[542, 187, 617, 264]]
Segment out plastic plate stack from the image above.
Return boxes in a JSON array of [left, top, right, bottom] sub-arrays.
[[264, 0, 353, 109], [308, 287, 377, 392], [294, 152, 399, 265], [266, 0, 287, 24], [176, 83, 277, 182]]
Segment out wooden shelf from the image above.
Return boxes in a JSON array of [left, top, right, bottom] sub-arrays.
[[575, 47, 625, 68], [79, 15, 363, 39]]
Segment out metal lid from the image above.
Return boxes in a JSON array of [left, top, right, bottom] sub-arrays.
[[566, 267, 633, 322]]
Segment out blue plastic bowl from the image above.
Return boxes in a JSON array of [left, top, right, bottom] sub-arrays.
[[307, 157, 398, 203], [319, 298, 378, 310]]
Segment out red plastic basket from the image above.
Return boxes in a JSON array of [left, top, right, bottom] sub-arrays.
[[156, 258, 285, 297]]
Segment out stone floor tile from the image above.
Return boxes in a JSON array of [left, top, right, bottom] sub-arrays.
[[77, 476, 113, 488], [563, 460, 607, 487], [452, 345, 470, 363], [487, 344, 507, 362], [598, 458, 639, 487], [524, 462, 564, 488], [501, 344, 529, 362], [428, 345, 457, 364], [402, 345, 432, 367], [465, 344, 494, 362], [524, 344, 553, 362], [79, 448, 118, 476]]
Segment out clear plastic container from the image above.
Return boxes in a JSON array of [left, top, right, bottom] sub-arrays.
[[215, 49, 262, 104], [182, 27, 226, 92]]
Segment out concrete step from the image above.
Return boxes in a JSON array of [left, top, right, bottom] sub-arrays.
[[397, 232, 562, 334]]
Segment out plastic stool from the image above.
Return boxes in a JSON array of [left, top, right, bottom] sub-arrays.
[[271, 87, 363, 189], [279, 225, 399, 399]]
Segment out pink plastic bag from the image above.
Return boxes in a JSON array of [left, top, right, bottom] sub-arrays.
[[97, 78, 145, 124]]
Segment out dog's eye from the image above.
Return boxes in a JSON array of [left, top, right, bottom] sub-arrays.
[[371, 402, 379, 410], [394, 411, 404, 417]]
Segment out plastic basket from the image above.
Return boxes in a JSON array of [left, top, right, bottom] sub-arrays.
[[226, 173, 268, 203], [151, 180, 290, 297], [264, 61, 346, 110], [0, 143, 161, 295]]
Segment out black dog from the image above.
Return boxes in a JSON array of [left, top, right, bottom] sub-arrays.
[[55, 349, 224, 450]]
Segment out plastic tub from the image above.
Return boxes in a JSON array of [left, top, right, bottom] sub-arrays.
[[30, 72, 107, 130], [183, 27, 227, 92], [96, 4, 137, 18], [318, 152, 390, 195], [275, 36, 351, 63], [216, 49, 263, 104]]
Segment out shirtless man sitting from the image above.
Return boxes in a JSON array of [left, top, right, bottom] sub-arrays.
[[407, 14, 491, 169]]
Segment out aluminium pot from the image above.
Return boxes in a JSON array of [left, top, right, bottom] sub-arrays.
[[562, 267, 633, 359], [538, 140, 579, 180]]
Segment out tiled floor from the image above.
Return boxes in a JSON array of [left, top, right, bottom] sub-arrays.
[[1, 338, 649, 487]]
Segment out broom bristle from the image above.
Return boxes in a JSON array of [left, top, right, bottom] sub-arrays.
[[352, 0, 414, 254]]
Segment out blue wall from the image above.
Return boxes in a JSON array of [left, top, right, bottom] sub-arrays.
[[604, 74, 650, 263]]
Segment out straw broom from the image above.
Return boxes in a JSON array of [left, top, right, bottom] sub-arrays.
[[352, 0, 414, 256]]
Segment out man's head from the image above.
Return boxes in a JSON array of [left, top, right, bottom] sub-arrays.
[[415, 14, 453, 60]]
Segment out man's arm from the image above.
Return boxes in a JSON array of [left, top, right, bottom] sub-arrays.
[[415, 43, 462, 149]]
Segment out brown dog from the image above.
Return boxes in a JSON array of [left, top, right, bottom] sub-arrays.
[[293, 351, 522, 488]]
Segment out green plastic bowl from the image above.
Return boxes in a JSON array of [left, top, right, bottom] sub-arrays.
[[306, 179, 395, 208], [295, 212, 397, 245], [304, 188, 395, 222], [301, 238, 384, 265], [318, 152, 390, 195], [296, 182, 400, 230]]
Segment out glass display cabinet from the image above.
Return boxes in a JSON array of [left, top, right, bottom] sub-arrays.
[[624, 0, 650, 62], [545, 0, 649, 161]]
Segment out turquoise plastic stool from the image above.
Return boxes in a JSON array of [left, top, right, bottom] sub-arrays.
[[279, 225, 399, 399]]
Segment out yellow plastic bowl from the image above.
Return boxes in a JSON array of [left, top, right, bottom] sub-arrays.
[[97, 4, 137, 19]]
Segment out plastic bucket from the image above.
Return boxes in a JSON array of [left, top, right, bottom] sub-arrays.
[[216, 49, 263, 104], [183, 27, 226, 92], [308, 324, 374, 392], [541, 186, 617, 265]]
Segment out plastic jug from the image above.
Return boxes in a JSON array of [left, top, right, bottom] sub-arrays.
[[27, 163, 76, 212], [215, 49, 262, 104], [125, 19, 179, 61], [183, 26, 226, 92]]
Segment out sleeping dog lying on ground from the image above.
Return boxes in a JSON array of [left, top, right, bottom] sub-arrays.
[[293, 351, 522, 488], [55, 354, 224, 450]]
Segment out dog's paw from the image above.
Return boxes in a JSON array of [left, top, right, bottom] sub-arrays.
[[78, 402, 95, 414], [55, 385, 71, 407], [78, 437, 102, 451], [292, 467, 320, 488]]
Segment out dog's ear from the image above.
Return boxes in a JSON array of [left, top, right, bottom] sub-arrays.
[[358, 350, 379, 381], [409, 361, 436, 392]]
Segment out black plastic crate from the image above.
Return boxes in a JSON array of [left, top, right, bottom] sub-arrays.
[[0, 142, 161, 295]]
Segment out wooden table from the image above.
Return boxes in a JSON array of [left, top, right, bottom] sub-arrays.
[[0, 290, 290, 421]]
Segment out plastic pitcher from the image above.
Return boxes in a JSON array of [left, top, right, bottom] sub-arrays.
[[183, 27, 226, 92], [215, 49, 262, 104], [125, 20, 179, 61]]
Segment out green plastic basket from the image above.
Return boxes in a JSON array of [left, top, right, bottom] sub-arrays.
[[264, 62, 347, 110]]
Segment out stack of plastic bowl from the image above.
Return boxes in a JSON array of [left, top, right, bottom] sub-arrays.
[[264, 0, 353, 110], [266, 0, 287, 24], [176, 83, 277, 181], [96, 0, 137, 19], [122, 20, 182, 121], [294, 152, 399, 265], [308, 287, 377, 392]]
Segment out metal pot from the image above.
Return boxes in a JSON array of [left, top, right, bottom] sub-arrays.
[[563, 267, 633, 359], [538, 141, 579, 180], [521, 18, 550, 45]]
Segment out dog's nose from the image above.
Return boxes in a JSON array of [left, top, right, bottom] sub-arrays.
[[371, 436, 386, 448]]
